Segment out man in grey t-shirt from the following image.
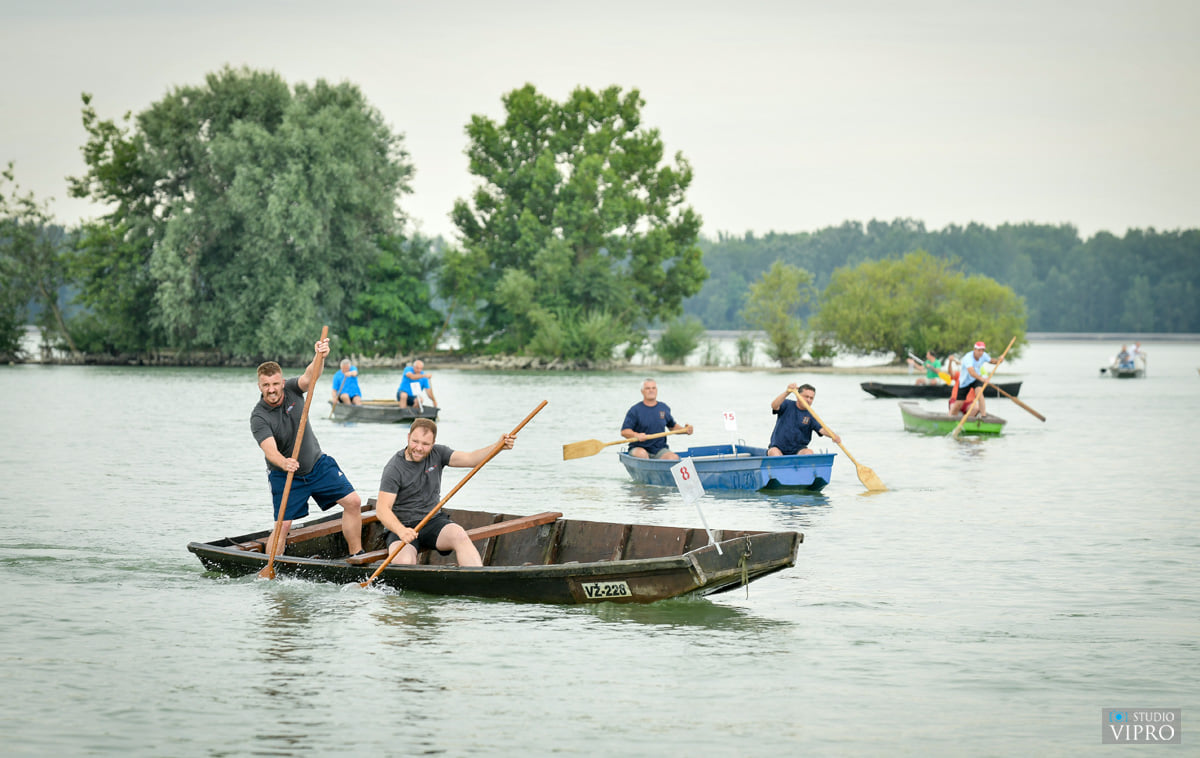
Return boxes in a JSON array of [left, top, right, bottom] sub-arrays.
[[374, 418, 516, 566]]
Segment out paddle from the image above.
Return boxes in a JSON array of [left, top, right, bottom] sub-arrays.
[[359, 399, 548, 588], [260, 326, 329, 580], [951, 336, 1016, 439], [790, 390, 886, 492], [907, 351, 953, 385], [562, 429, 689, 460]]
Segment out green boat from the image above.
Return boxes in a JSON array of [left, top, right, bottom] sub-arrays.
[[898, 402, 1007, 436]]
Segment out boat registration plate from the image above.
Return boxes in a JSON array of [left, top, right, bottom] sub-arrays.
[[581, 580, 632, 599]]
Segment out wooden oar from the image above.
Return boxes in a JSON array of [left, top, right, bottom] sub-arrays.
[[562, 429, 688, 460], [359, 399, 548, 588], [260, 326, 329, 580], [790, 390, 886, 492], [951, 336, 1016, 439]]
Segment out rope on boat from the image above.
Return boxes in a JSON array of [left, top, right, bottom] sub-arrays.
[[738, 537, 754, 598]]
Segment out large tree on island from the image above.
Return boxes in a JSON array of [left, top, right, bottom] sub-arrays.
[[812, 250, 1026, 360], [68, 66, 427, 358], [444, 84, 707, 361]]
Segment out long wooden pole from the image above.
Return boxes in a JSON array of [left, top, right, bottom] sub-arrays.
[[360, 400, 548, 588], [951, 336, 1016, 439], [259, 326, 328, 580]]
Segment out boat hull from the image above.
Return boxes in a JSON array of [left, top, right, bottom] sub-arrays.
[[898, 402, 1006, 436], [861, 381, 1022, 399], [618, 444, 834, 492], [187, 507, 801, 604], [328, 400, 439, 423]]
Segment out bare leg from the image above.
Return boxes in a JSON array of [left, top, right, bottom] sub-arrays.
[[437, 523, 482, 567], [339, 492, 363, 554], [266, 519, 293, 557]]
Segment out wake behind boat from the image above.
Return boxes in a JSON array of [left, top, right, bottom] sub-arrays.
[[328, 400, 439, 423], [187, 505, 801, 604], [861, 381, 1022, 399], [898, 401, 1006, 436], [618, 444, 834, 492]]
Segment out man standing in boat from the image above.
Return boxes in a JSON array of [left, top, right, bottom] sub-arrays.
[[374, 418, 515, 567], [621, 378, 693, 460], [949, 341, 999, 418], [767, 382, 840, 456], [251, 337, 364, 558]]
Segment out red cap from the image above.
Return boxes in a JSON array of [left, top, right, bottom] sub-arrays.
[[974, 341, 986, 349]]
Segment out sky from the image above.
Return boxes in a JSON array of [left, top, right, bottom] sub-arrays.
[[2, 0, 1198, 242]]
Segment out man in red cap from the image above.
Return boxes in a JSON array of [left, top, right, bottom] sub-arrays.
[[949, 341, 999, 417]]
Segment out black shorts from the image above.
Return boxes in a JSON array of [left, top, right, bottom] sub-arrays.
[[385, 513, 454, 555]]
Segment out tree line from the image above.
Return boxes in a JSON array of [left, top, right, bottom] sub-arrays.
[[3, 66, 1195, 367], [685, 220, 1200, 333]]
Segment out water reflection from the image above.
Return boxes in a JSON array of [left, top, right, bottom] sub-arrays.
[[576, 595, 792, 633]]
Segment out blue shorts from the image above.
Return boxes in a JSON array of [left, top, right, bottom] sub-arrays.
[[268, 453, 356, 521]]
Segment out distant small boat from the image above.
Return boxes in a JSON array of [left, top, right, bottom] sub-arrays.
[[187, 506, 802, 604], [618, 444, 835, 492], [898, 402, 1006, 436], [1100, 355, 1146, 378], [328, 400, 439, 423], [861, 381, 1022, 399]]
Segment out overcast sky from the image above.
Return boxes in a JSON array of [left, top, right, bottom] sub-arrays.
[[3, 0, 1198, 242]]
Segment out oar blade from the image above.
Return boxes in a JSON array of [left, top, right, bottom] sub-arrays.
[[856, 463, 887, 492], [562, 439, 605, 460], [257, 565, 276, 580]]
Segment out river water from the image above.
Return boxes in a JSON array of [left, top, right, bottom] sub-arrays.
[[2, 338, 1197, 756]]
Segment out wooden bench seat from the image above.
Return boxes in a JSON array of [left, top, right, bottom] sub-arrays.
[[345, 511, 562, 566]]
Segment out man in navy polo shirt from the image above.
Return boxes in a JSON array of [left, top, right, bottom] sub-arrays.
[[620, 378, 693, 460]]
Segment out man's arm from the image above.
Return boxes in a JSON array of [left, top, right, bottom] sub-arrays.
[[298, 338, 330, 393], [771, 383, 798, 411], [448, 434, 515, 467], [258, 437, 296, 472], [373, 491, 416, 544]]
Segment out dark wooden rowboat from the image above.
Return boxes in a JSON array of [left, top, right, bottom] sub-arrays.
[[187, 505, 801, 604], [328, 400, 439, 423], [861, 380, 1022, 399]]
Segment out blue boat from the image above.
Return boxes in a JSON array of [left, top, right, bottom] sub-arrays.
[[618, 444, 835, 492]]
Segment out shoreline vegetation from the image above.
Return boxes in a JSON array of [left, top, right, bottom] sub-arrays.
[[8, 332, 1197, 372]]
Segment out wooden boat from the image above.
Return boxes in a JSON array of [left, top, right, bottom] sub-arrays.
[[898, 401, 1006, 436], [861, 380, 1022, 399], [328, 400, 439, 423], [187, 505, 801, 604], [618, 444, 834, 492]]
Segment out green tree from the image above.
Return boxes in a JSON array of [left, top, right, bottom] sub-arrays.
[[654, 316, 705, 364], [68, 66, 417, 358], [0, 163, 79, 358], [342, 233, 442, 355], [813, 250, 1025, 359], [741, 261, 814, 366], [446, 84, 707, 360]]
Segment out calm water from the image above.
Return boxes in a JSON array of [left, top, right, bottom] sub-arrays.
[[2, 339, 1198, 756]]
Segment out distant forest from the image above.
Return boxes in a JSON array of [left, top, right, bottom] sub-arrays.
[[682, 219, 1200, 333]]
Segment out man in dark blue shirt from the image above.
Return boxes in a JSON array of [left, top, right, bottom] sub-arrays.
[[620, 378, 693, 460], [768, 382, 840, 455]]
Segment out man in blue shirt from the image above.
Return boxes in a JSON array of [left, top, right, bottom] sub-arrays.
[[950, 341, 998, 417], [768, 382, 840, 455], [620, 378, 693, 460], [330, 359, 363, 405]]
